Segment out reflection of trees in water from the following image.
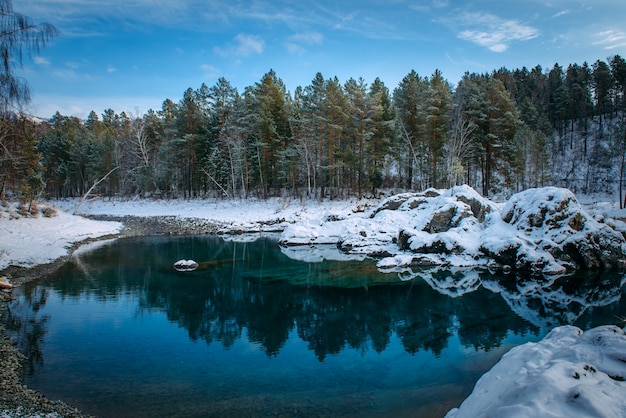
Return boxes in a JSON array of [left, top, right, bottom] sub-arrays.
[[141, 273, 537, 360], [4, 286, 50, 376], [7, 236, 625, 369]]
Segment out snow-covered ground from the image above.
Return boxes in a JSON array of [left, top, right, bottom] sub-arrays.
[[1, 197, 362, 270], [0, 203, 122, 271], [446, 325, 626, 418], [1, 188, 626, 417]]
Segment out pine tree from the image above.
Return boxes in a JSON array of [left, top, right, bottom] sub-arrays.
[[393, 70, 429, 190], [205, 77, 245, 197], [592, 60, 614, 126], [610, 55, 626, 113], [426, 70, 453, 188], [244, 70, 293, 196], [367, 78, 394, 193]]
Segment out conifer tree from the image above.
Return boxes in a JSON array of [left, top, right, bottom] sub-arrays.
[[426, 70, 453, 188], [245, 70, 292, 196], [367, 78, 394, 193]]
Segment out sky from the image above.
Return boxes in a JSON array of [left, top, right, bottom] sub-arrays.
[[14, 0, 626, 119]]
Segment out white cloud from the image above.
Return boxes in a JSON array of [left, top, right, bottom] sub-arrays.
[[286, 43, 305, 55], [454, 12, 539, 52], [593, 29, 626, 50], [235, 33, 264, 55], [286, 31, 323, 55], [107, 66, 117, 73], [52, 68, 79, 80], [27, 94, 165, 119], [290, 32, 323, 45], [33, 56, 50, 66], [200, 64, 220, 79], [214, 34, 265, 57]]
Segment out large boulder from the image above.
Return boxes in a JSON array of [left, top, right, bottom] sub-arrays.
[[394, 185, 496, 257], [500, 187, 626, 271]]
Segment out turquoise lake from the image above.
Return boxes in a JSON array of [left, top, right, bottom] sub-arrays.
[[5, 235, 626, 417]]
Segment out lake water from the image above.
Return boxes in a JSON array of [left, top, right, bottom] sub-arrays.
[[4, 235, 626, 417]]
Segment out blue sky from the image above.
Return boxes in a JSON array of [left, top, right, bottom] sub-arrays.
[[16, 0, 626, 119]]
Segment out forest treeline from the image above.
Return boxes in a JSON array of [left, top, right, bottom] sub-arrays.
[[2, 55, 626, 203]]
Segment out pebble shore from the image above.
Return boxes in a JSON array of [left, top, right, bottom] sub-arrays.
[[0, 291, 89, 417]]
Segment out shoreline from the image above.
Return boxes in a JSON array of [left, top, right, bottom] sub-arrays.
[[0, 215, 228, 417], [2, 196, 625, 417]]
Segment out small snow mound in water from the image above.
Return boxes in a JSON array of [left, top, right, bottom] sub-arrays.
[[174, 259, 199, 272]]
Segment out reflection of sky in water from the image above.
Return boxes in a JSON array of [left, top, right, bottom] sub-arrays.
[[5, 235, 626, 417]]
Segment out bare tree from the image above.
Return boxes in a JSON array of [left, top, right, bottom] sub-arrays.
[[0, 0, 58, 112], [445, 114, 475, 187]]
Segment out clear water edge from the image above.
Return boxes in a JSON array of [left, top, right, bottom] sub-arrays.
[[4, 235, 625, 417]]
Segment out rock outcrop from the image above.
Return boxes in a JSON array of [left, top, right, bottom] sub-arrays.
[[280, 185, 626, 276], [498, 187, 626, 271]]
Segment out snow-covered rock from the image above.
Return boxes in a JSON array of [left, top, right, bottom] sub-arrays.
[[173, 259, 199, 272], [342, 185, 497, 262], [446, 325, 626, 418], [279, 185, 626, 276], [500, 187, 626, 271]]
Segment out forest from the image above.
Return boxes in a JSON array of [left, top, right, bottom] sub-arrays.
[[1, 55, 626, 204]]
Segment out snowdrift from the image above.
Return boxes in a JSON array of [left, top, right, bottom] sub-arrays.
[[446, 325, 626, 418], [279, 185, 626, 276]]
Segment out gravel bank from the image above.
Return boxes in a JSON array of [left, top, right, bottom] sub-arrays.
[[0, 291, 89, 417]]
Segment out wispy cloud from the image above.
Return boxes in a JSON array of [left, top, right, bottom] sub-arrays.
[[286, 31, 323, 55], [214, 34, 265, 58], [290, 32, 324, 45], [553, 10, 570, 18], [29, 93, 165, 120], [453, 12, 539, 52], [200, 64, 220, 79], [593, 29, 626, 50], [107, 66, 117, 74], [33, 56, 50, 66]]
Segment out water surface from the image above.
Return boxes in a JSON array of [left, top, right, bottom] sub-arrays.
[[5, 235, 626, 417]]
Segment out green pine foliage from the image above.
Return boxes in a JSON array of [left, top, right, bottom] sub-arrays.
[[4, 53, 626, 201]]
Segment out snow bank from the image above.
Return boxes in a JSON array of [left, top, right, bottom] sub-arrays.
[[0, 197, 365, 271], [0, 203, 122, 270], [3, 185, 623, 277], [53, 196, 362, 231], [446, 325, 626, 418]]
